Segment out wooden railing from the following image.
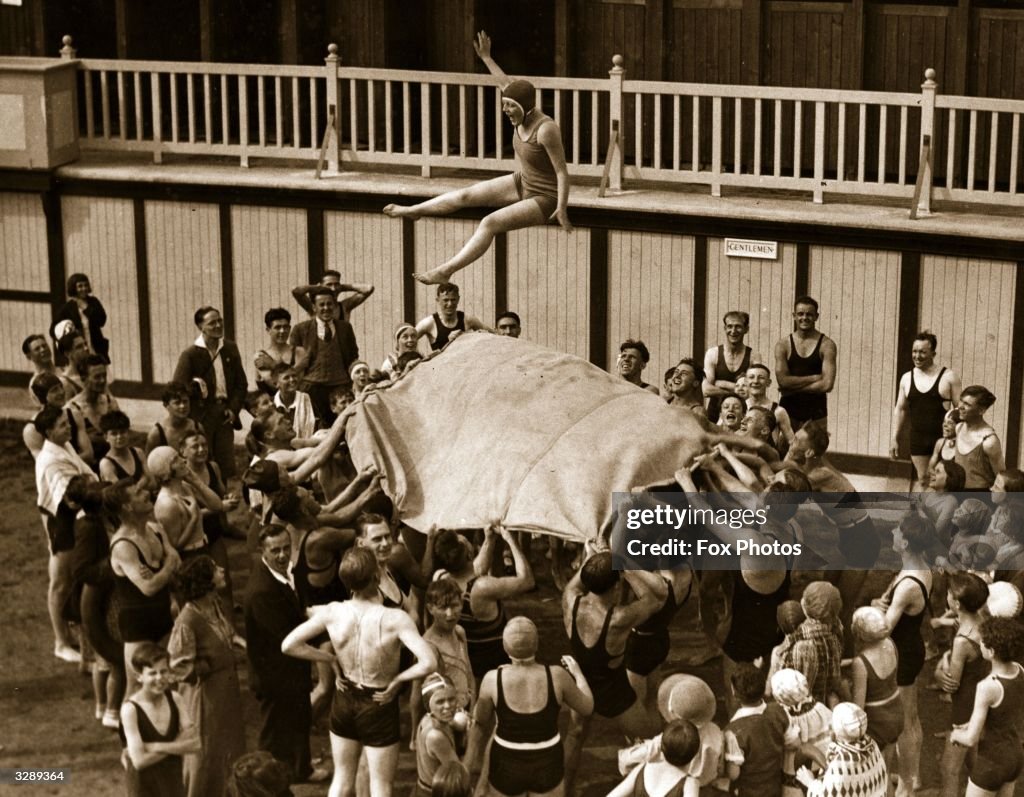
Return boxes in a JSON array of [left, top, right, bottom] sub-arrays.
[[60, 36, 1024, 210]]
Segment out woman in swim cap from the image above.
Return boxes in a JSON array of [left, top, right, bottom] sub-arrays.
[[384, 31, 573, 286]]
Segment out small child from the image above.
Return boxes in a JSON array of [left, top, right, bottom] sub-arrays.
[[949, 618, 1024, 796], [271, 362, 316, 439], [413, 674, 462, 797], [609, 720, 701, 797], [98, 410, 145, 483], [724, 662, 788, 797], [791, 581, 846, 705], [119, 643, 200, 797], [767, 600, 806, 697], [771, 668, 833, 794], [795, 703, 888, 797]]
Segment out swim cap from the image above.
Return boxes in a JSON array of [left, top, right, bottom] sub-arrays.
[[777, 600, 806, 635], [31, 371, 63, 405], [502, 80, 535, 114], [801, 581, 841, 621], [831, 702, 868, 742], [348, 360, 369, 378], [421, 672, 453, 700], [851, 606, 889, 642], [502, 616, 538, 660], [954, 498, 992, 535], [771, 668, 810, 707], [739, 551, 787, 595], [53, 319, 77, 341], [394, 323, 415, 344], [987, 581, 1024, 618], [146, 446, 178, 482]]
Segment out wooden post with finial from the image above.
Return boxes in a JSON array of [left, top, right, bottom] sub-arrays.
[[60, 35, 76, 60], [607, 54, 625, 192], [911, 68, 937, 218], [324, 43, 341, 174]]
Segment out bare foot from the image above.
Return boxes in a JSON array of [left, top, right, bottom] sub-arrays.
[[413, 270, 451, 286], [383, 203, 419, 220]]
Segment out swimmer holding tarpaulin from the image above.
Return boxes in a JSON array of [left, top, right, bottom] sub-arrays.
[[384, 32, 573, 286]]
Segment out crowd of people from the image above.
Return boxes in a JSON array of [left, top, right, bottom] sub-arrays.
[[18, 237, 1024, 797]]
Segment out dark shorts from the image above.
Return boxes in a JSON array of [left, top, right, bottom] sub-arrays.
[[969, 739, 1024, 791], [584, 664, 638, 719], [512, 172, 558, 219], [909, 426, 942, 457], [329, 686, 401, 748], [895, 636, 926, 687], [43, 506, 76, 555], [836, 517, 881, 569], [625, 628, 671, 677], [488, 739, 564, 796]]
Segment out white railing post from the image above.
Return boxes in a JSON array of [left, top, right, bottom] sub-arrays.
[[324, 43, 341, 174], [711, 96, 722, 197], [608, 54, 624, 191], [60, 34, 76, 60], [813, 101, 826, 203], [420, 82, 432, 177], [917, 68, 937, 216]]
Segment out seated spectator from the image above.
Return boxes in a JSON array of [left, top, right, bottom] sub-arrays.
[[381, 322, 421, 376]]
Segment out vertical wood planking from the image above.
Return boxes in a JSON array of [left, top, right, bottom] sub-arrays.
[[61, 196, 143, 382], [230, 206, 308, 385], [144, 201, 222, 383], [0, 301, 51, 372], [606, 231, 696, 386], [809, 246, 901, 456], [413, 219, 495, 335], [705, 240, 797, 399], [0, 193, 49, 292], [506, 225, 591, 359], [323, 211, 405, 373], [919, 254, 1016, 446]]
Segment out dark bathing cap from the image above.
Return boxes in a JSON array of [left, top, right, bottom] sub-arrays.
[[502, 80, 536, 114]]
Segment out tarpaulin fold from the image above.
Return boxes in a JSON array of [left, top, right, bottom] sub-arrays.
[[344, 333, 708, 541]]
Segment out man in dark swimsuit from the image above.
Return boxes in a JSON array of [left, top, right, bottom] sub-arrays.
[[774, 296, 837, 431], [703, 311, 755, 422], [414, 283, 487, 352], [562, 551, 663, 794], [890, 331, 961, 489]]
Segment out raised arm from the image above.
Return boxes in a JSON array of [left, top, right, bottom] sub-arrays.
[[472, 526, 535, 600], [338, 283, 375, 317], [473, 31, 511, 88], [290, 404, 357, 484]]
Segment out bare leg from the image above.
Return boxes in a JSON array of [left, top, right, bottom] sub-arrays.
[[363, 744, 400, 797], [562, 711, 590, 796], [328, 733, 362, 797], [414, 199, 546, 285], [940, 736, 969, 797], [895, 683, 922, 794], [49, 551, 76, 654], [910, 455, 931, 491], [384, 174, 518, 220]]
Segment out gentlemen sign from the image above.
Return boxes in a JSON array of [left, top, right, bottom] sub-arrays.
[[724, 238, 778, 260]]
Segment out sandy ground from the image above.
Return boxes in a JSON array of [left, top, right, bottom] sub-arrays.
[[0, 417, 994, 796]]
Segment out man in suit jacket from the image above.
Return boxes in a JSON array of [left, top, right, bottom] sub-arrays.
[[289, 287, 359, 425], [172, 306, 248, 478], [244, 524, 328, 783]]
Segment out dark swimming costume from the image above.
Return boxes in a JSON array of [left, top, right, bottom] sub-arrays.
[[111, 536, 173, 643], [968, 665, 1024, 791], [488, 665, 564, 796], [907, 367, 948, 456], [512, 113, 559, 219], [569, 595, 637, 719], [626, 573, 692, 677], [292, 529, 348, 610], [707, 344, 752, 423], [883, 574, 929, 686], [431, 312, 466, 352], [779, 334, 827, 427], [461, 577, 509, 680]]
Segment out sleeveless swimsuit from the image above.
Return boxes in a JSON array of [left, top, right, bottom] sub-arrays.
[[102, 448, 144, 483], [111, 533, 173, 643], [859, 649, 904, 746], [882, 574, 929, 685], [512, 112, 559, 218], [907, 367, 948, 455], [569, 595, 637, 719], [431, 311, 466, 351], [951, 631, 988, 727], [630, 764, 689, 797], [292, 529, 348, 609], [461, 577, 509, 680], [779, 334, 827, 427], [968, 664, 1024, 790], [488, 665, 564, 796], [119, 691, 185, 797], [955, 428, 998, 490], [626, 573, 692, 677], [707, 344, 752, 423]]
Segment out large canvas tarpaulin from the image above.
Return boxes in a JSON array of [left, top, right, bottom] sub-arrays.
[[345, 333, 709, 541]]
